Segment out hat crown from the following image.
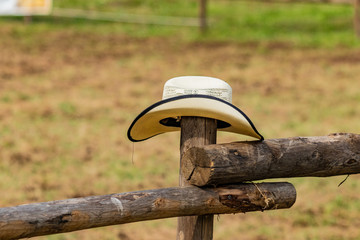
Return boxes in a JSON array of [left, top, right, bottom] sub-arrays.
[[162, 76, 232, 103]]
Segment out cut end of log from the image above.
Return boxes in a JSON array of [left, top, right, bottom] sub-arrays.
[[181, 147, 212, 186]]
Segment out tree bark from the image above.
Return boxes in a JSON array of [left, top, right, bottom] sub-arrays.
[[0, 183, 296, 240], [178, 117, 217, 240], [182, 133, 360, 186]]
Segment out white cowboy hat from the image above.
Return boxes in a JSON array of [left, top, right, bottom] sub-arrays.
[[127, 76, 263, 142]]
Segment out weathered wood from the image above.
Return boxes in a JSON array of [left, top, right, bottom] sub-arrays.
[[182, 133, 360, 186], [0, 183, 296, 240], [178, 117, 217, 240]]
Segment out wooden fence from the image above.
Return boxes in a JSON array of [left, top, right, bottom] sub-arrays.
[[48, 0, 360, 37], [0, 130, 359, 239]]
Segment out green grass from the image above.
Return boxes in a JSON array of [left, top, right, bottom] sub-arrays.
[[207, 2, 357, 47], [1, 0, 359, 47]]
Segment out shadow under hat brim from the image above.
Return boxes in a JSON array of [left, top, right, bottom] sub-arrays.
[[127, 95, 264, 142]]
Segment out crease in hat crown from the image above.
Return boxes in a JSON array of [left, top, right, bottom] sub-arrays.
[[127, 75, 264, 142], [162, 76, 232, 102]]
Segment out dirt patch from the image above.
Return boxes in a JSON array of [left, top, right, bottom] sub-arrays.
[[329, 53, 360, 64], [1, 30, 359, 81]]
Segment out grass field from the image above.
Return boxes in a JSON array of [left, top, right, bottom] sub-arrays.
[[1, 0, 360, 239], [3, 0, 360, 47]]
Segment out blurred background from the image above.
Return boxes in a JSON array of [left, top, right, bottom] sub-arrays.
[[0, 0, 359, 239]]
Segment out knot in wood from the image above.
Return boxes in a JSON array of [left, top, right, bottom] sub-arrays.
[[346, 158, 357, 165]]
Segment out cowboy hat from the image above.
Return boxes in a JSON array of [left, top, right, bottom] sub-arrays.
[[127, 76, 263, 142]]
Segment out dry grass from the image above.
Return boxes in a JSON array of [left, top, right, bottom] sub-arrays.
[[0, 25, 360, 239]]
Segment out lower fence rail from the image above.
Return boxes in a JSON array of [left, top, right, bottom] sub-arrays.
[[0, 182, 296, 240]]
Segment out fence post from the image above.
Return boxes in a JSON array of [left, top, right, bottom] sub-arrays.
[[199, 0, 208, 33], [355, 0, 360, 37], [177, 117, 216, 240], [24, 15, 32, 24]]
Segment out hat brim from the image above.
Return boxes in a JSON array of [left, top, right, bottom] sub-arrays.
[[127, 95, 264, 142]]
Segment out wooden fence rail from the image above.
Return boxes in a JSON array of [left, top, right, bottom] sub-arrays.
[[182, 133, 360, 186], [0, 183, 295, 240]]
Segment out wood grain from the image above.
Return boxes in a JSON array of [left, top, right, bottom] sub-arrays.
[[182, 133, 360, 186], [0, 183, 296, 240], [178, 117, 217, 240]]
